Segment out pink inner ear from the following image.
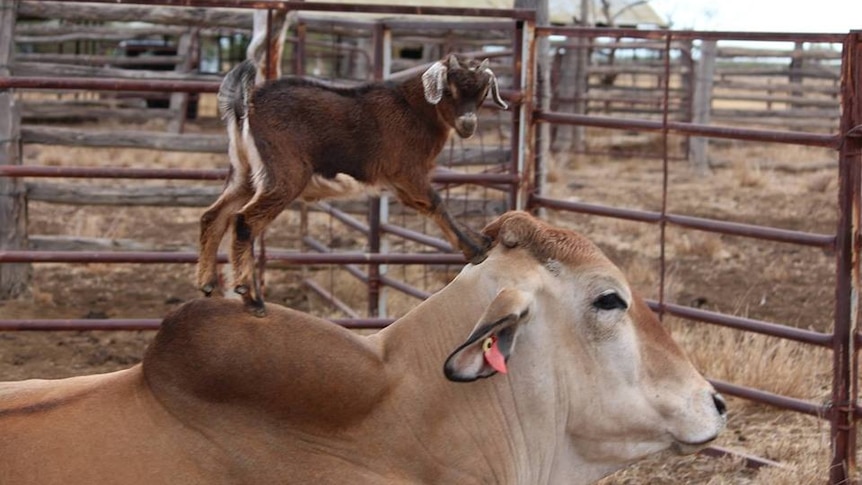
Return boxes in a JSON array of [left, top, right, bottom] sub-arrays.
[[483, 338, 508, 374]]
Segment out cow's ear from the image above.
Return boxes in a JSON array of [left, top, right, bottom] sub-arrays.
[[444, 288, 532, 382]]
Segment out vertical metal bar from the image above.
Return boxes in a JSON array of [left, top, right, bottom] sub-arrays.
[[295, 20, 306, 76], [531, 22, 545, 208], [264, 9, 273, 80], [658, 32, 672, 318], [366, 22, 387, 317], [515, 19, 535, 211], [830, 32, 861, 485], [510, 19, 524, 211], [681, 38, 695, 157], [255, 7, 276, 298], [379, 24, 391, 319]]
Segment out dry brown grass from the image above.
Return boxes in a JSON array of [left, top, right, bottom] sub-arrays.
[[669, 231, 728, 259], [806, 173, 835, 193], [732, 159, 771, 188], [672, 320, 829, 401]]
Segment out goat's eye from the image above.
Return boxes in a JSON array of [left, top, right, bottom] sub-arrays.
[[592, 291, 627, 311]]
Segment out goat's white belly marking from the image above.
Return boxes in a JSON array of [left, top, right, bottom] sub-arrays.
[[300, 174, 378, 202]]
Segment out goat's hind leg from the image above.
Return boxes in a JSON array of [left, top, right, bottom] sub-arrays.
[[198, 120, 254, 297], [231, 189, 292, 316], [198, 181, 252, 296]]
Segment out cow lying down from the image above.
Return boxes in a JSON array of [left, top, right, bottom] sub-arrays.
[[0, 211, 726, 485]]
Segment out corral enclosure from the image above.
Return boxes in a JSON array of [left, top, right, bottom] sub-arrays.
[[1, 1, 861, 484]]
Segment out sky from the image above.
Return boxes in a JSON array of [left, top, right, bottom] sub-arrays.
[[649, 0, 862, 33]]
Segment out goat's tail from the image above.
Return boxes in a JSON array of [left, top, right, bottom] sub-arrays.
[[218, 59, 257, 124]]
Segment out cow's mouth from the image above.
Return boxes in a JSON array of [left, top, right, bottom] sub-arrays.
[[671, 435, 718, 455]]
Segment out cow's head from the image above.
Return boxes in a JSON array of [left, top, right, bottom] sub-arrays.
[[443, 211, 727, 479], [422, 54, 508, 138]]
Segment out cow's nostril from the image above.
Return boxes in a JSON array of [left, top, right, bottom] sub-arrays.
[[713, 393, 727, 416]]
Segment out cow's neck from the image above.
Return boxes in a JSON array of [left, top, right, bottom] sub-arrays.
[[369, 266, 562, 484]]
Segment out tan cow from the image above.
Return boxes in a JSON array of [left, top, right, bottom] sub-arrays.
[[0, 211, 726, 484]]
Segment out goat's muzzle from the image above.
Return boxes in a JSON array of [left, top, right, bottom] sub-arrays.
[[454, 113, 478, 138]]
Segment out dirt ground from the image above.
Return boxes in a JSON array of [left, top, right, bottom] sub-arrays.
[[0, 113, 848, 482]]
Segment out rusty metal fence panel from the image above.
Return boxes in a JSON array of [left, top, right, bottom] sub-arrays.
[[530, 27, 861, 483]]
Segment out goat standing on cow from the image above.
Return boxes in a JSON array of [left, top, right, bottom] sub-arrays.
[[198, 54, 508, 315]]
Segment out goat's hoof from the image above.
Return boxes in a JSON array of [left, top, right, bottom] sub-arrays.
[[243, 297, 267, 317], [234, 285, 249, 296], [468, 251, 489, 265], [200, 283, 216, 297], [465, 237, 492, 265]]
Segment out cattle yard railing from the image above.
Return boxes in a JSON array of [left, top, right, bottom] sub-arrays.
[[2, 1, 862, 482], [529, 27, 861, 483], [0, 0, 537, 325]]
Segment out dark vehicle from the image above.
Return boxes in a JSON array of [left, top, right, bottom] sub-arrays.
[[118, 39, 199, 119]]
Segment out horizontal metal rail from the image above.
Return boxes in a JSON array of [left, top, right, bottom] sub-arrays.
[[0, 317, 393, 331], [537, 26, 847, 44], [532, 195, 836, 248], [266, 249, 465, 265], [710, 378, 826, 417], [0, 165, 517, 186], [647, 300, 835, 347], [0, 249, 465, 265], [44, 0, 537, 20], [0, 76, 220, 92], [0, 319, 163, 331], [0, 165, 226, 180], [380, 223, 453, 252], [534, 111, 840, 149]]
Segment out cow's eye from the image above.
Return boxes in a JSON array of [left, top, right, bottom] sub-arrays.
[[592, 291, 628, 311]]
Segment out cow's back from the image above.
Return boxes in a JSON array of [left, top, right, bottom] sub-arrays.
[[0, 366, 225, 485]]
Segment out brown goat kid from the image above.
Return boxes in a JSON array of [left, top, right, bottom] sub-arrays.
[[198, 54, 509, 315]]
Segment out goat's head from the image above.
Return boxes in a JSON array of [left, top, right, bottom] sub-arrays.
[[422, 54, 509, 138]]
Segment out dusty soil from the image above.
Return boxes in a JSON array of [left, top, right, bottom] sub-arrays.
[[0, 115, 846, 482]]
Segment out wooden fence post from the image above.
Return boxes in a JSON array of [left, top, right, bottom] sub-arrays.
[[0, 0, 31, 299], [789, 41, 804, 110], [689, 39, 716, 172], [167, 28, 199, 133]]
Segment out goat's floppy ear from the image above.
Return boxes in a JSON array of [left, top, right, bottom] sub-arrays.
[[444, 288, 532, 382], [484, 64, 509, 110], [422, 60, 448, 105]]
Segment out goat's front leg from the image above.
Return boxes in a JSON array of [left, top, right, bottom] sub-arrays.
[[394, 183, 492, 264]]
